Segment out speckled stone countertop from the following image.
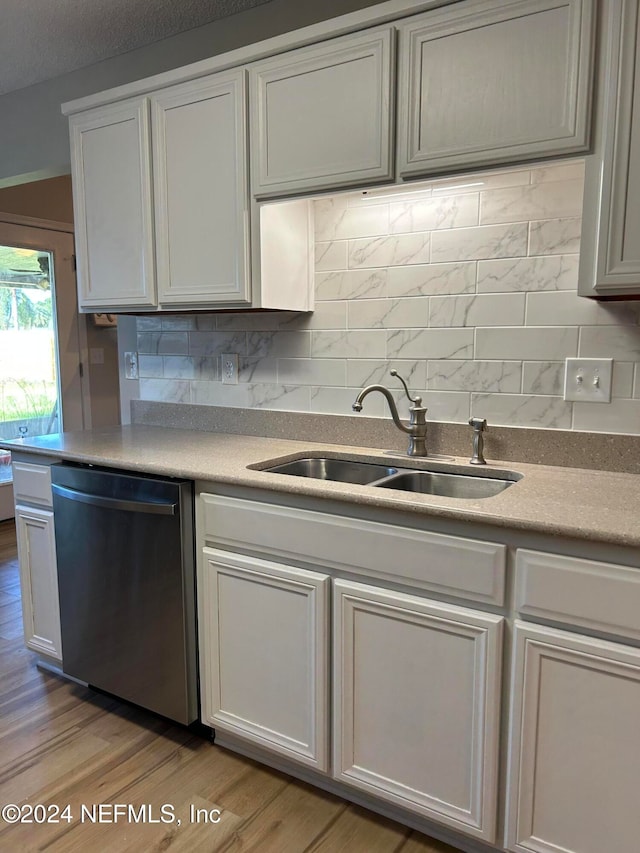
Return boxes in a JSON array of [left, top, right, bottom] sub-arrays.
[[3, 424, 640, 549]]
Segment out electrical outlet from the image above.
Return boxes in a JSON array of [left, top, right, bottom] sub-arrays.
[[124, 351, 139, 380], [221, 353, 239, 385], [563, 358, 613, 403]]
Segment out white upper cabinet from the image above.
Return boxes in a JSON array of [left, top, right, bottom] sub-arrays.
[[152, 72, 250, 307], [579, 0, 640, 298], [397, 0, 595, 178], [70, 74, 251, 312], [70, 98, 156, 310], [249, 27, 395, 198]]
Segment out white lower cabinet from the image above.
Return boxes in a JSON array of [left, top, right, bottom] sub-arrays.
[[198, 504, 505, 843], [506, 621, 640, 853], [334, 579, 503, 843], [15, 504, 62, 661], [199, 547, 330, 771]]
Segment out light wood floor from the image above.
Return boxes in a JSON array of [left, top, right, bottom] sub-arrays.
[[0, 519, 460, 853]]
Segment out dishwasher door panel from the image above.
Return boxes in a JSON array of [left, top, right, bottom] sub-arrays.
[[51, 464, 197, 724]]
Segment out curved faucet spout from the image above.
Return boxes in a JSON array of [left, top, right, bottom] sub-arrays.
[[352, 384, 411, 435], [352, 371, 429, 457]]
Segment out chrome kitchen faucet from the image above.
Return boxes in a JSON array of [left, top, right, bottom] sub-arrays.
[[352, 370, 428, 457]]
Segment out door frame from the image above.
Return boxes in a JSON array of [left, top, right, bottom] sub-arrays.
[[0, 212, 90, 432]]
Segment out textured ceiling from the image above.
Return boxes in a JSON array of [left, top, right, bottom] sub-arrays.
[[0, 0, 275, 96]]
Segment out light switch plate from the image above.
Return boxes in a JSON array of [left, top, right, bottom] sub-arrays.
[[563, 358, 613, 403], [124, 351, 138, 380]]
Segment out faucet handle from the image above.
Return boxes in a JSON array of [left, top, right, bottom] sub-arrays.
[[390, 369, 422, 407]]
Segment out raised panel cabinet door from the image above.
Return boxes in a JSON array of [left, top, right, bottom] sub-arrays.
[[199, 548, 330, 770], [249, 27, 394, 197], [15, 505, 62, 661], [152, 71, 250, 306], [505, 621, 640, 853], [397, 0, 595, 177], [579, 0, 640, 297], [69, 98, 156, 310], [333, 579, 503, 842]]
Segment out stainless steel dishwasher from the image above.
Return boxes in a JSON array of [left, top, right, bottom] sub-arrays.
[[51, 462, 198, 725]]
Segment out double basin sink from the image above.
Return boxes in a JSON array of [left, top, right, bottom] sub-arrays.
[[255, 455, 521, 500]]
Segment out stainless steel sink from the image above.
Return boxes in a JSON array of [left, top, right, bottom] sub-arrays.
[[257, 454, 521, 499], [376, 470, 516, 499], [262, 457, 399, 485]]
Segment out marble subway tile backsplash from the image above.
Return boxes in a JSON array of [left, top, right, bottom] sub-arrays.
[[136, 159, 640, 435]]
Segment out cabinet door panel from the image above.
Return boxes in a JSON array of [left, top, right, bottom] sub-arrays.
[[579, 0, 640, 296], [250, 28, 394, 196], [15, 505, 62, 661], [334, 579, 502, 842], [152, 72, 250, 306], [506, 621, 640, 853], [200, 548, 329, 770], [69, 98, 155, 309], [398, 0, 594, 177]]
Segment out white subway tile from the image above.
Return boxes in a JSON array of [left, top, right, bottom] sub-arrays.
[[311, 330, 387, 358], [476, 327, 578, 360], [279, 301, 347, 330], [430, 294, 525, 327], [579, 326, 640, 360], [137, 332, 189, 355], [139, 378, 190, 404], [138, 355, 163, 378], [612, 362, 635, 398], [477, 255, 578, 292], [428, 360, 521, 393], [136, 317, 162, 331], [247, 331, 311, 358], [528, 217, 581, 255], [480, 180, 583, 225], [346, 359, 426, 389], [239, 357, 278, 384], [349, 233, 430, 268], [315, 199, 389, 241], [389, 194, 479, 234], [387, 262, 476, 296], [162, 356, 195, 379], [424, 391, 470, 422], [522, 362, 564, 395], [572, 399, 640, 434], [431, 223, 528, 262], [387, 328, 474, 360], [471, 393, 572, 429], [310, 386, 384, 416], [315, 241, 348, 271], [161, 316, 197, 331], [526, 291, 640, 326], [316, 269, 388, 301], [348, 297, 429, 329], [278, 358, 346, 386], [530, 160, 585, 184], [189, 330, 246, 357]]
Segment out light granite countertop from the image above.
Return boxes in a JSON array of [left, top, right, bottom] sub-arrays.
[[2, 424, 639, 548]]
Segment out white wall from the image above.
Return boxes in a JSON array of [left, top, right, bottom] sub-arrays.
[[0, 0, 385, 185], [133, 159, 640, 436]]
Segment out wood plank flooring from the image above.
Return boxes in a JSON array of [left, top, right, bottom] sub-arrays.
[[0, 519, 459, 853]]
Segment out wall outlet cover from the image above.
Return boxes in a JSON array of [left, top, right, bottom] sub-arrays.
[[222, 353, 239, 385], [563, 358, 613, 403]]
